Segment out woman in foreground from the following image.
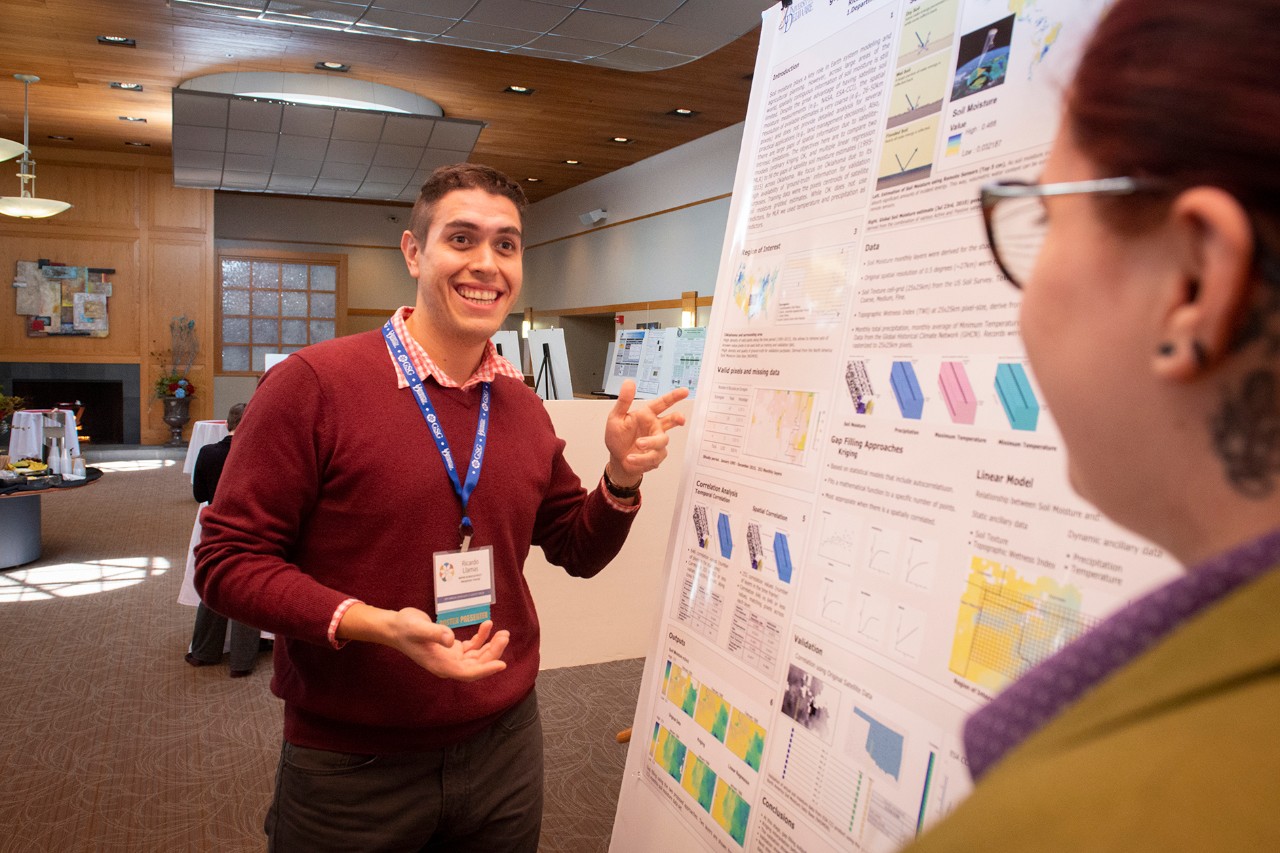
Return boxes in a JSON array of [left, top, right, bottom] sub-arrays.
[[907, 0, 1280, 849]]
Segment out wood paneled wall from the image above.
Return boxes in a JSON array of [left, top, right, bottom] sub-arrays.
[[0, 148, 214, 444]]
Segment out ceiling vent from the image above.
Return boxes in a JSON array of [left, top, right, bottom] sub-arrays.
[[172, 73, 484, 201], [169, 0, 773, 72]]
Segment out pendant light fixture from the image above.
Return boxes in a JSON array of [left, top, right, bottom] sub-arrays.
[[0, 74, 72, 219]]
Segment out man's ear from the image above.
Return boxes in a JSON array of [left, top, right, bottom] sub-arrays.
[[401, 230, 422, 277], [1153, 187, 1256, 381]]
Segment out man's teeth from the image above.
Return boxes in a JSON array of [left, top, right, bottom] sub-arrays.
[[458, 287, 497, 302]]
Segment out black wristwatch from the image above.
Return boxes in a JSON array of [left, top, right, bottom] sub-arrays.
[[603, 467, 642, 499]]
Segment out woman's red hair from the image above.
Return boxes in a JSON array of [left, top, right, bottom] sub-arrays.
[[1068, 0, 1280, 223]]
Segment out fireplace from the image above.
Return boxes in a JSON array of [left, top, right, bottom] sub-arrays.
[[2, 363, 140, 445]]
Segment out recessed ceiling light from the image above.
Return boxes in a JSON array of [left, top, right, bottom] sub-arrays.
[[669, 108, 699, 117], [119, 116, 147, 122], [315, 61, 351, 72], [110, 82, 144, 91], [611, 137, 635, 144], [97, 36, 136, 47], [504, 85, 534, 95], [126, 141, 150, 147], [47, 135, 74, 141], [526, 177, 540, 182], [564, 160, 580, 165]]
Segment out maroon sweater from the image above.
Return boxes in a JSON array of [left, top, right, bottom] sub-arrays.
[[195, 330, 636, 753]]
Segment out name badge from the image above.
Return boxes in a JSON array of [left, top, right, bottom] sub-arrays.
[[433, 545, 495, 628]]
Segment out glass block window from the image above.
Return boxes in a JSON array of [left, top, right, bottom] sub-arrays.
[[217, 251, 346, 375]]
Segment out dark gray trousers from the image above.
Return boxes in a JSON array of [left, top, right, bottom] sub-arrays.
[[265, 689, 543, 852], [189, 602, 261, 672]]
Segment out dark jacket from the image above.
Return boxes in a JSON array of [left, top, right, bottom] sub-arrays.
[[192, 435, 232, 504]]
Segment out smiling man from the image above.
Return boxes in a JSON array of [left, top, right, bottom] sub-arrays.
[[195, 164, 688, 851]]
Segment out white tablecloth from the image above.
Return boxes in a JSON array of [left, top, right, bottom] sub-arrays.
[[8, 409, 78, 460], [178, 505, 207, 607], [182, 420, 229, 480], [178, 505, 273, 643]]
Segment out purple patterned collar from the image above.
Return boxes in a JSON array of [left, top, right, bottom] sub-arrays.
[[962, 526, 1280, 781]]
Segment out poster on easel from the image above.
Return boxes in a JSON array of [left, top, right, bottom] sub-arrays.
[[606, 329, 648, 396], [611, 2, 1179, 852], [491, 330, 523, 373], [527, 328, 573, 400], [605, 327, 708, 399]]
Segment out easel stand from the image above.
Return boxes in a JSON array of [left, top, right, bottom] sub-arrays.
[[534, 342, 558, 399]]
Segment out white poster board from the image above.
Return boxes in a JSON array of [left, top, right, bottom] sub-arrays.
[[605, 328, 708, 399], [605, 329, 648, 397], [667, 327, 707, 398], [491, 330, 523, 373], [527, 327, 573, 400], [601, 342, 618, 393], [612, 2, 1177, 852]]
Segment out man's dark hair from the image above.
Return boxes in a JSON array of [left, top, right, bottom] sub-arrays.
[[407, 163, 528, 243], [227, 402, 247, 433]]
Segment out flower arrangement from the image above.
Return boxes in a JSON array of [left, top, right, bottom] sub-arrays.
[[0, 393, 24, 421], [155, 374, 196, 399], [0, 393, 23, 450], [155, 315, 199, 399]]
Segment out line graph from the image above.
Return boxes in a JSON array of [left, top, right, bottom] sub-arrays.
[[818, 511, 858, 565], [865, 525, 899, 577], [856, 591, 887, 645], [901, 536, 938, 590], [892, 604, 926, 661], [820, 577, 848, 625]]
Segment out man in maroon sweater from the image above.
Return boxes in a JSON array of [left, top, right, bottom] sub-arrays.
[[195, 163, 688, 851]]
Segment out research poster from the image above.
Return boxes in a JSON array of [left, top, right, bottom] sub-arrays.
[[612, 2, 1180, 851], [605, 327, 709, 399]]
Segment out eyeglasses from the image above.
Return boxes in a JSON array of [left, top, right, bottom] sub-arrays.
[[979, 177, 1166, 288]]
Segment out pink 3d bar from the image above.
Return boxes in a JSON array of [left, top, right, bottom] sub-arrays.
[[938, 361, 977, 424]]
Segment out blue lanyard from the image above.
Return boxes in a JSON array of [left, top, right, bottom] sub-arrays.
[[383, 321, 490, 548]]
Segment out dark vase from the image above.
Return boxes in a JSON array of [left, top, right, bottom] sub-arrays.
[[161, 396, 192, 447]]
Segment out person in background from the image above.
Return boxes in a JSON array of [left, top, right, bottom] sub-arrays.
[[907, 1, 1280, 849], [196, 163, 688, 851], [184, 402, 262, 677]]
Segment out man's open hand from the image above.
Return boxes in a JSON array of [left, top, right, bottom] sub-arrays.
[[388, 612, 510, 681], [339, 602, 510, 681], [604, 380, 690, 486]]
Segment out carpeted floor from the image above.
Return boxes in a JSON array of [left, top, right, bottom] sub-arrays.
[[0, 453, 641, 852]]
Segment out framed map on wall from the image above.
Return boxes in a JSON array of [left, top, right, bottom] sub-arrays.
[[13, 259, 115, 337]]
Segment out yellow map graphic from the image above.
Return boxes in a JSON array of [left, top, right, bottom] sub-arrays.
[[681, 753, 717, 812], [694, 686, 730, 742], [732, 261, 778, 321], [1008, 0, 1064, 80], [725, 709, 767, 771], [949, 557, 1095, 690], [651, 724, 687, 782], [665, 662, 699, 717], [746, 389, 816, 466], [711, 779, 750, 846]]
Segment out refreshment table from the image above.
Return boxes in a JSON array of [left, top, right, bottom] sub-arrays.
[[0, 470, 103, 569], [8, 409, 78, 461]]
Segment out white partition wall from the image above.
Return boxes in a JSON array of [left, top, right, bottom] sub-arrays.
[[528, 399, 690, 669]]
